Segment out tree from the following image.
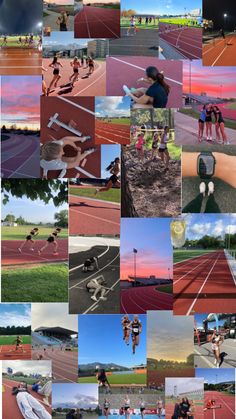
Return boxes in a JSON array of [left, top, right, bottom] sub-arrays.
[[2, 180, 68, 207], [16, 216, 27, 225], [4, 214, 15, 222], [54, 209, 68, 228]]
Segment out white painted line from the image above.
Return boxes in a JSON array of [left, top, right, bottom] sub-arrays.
[[211, 38, 233, 66], [58, 96, 95, 116], [69, 244, 110, 273]]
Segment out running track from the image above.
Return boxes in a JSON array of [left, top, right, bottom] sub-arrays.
[[74, 6, 120, 38], [165, 400, 203, 419], [106, 56, 183, 108], [3, 378, 51, 419], [173, 250, 236, 315], [204, 391, 235, 419], [203, 35, 236, 66], [43, 59, 106, 96], [95, 120, 130, 144], [0, 48, 41, 75], [120, 286, 173, 314], [69, 194, 120, 235], [0, 344, 31, 360], [159, 23, 202, 59], [32, 347, 78, 383], [1, 135, 40, 178], [1, 239, 68, 266]]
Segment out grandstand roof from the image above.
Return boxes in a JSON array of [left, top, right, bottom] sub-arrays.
[[184, 93, 222, 104], [34, 326, 77, 336]]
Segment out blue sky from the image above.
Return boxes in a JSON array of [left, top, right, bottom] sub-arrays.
[[121, 0, 201, 15], [194, 313, 230, 329], [52, 383, 98, 409], [184, 214, 236, 240], [120, 218, 172, 279], [43, 32, 93, 47], [1, 193, 68, 224], [0, 304, 31, 328], [101, 144, 120, 178], [78, 314, 146, 367], [2, 360, 51, 377], [196, 368, 235, 384], [95, 97, 130, 118]]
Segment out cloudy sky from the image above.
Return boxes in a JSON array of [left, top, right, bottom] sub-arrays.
[[32, 303, 78, 332], [0, 304, 31, 328], [165, 377, 204, 396], [2, 360, 51, 377], [0, 0, 42, 34], [185, 214, 236, 240], [147, 311, 194, 362], [95, 97, 130, 118], [52, 383, 98, 409]]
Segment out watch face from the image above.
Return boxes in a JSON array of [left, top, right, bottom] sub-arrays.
[[199, 155, 214, 177]]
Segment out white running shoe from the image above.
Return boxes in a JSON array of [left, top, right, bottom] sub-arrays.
[[224, 140, 230, 145], [91, 295, 98, 302], [199, 182, 206, 196], [214, 359, 217, 365], [123, 85, 131, 95], [208, 181, 214, 196], [216, 363, 219, 368]]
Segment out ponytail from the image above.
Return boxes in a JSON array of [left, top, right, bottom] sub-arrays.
[[146, 66, 170, 95]]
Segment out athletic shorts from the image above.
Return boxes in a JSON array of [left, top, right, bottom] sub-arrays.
[[26, 235, 32, 240], [53, 69, 59, 75], [47, 236, 55, 243], [158, 147, 167, 152], [198, 119, 205, 123], [73, 68, 79, 73], [109, 174, 118, 184], [205, 117, 212, 122]]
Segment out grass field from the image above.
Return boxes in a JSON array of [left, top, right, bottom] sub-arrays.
[[4, 375, 44, 385], [174, 249, 217, 263], [159, 17, 201, 27], [109, 118, 130, 124], [69, 187, 120, 203], [0, 35, 40, 48], [121, 18, 158, 29], [79, 373, 146, 385], [179, 108, 236, 128], [1, 263, 68, 303], [0, 335, 31, 345], [2, 225, 68, 241], [155, 284, 172, 294], [225, 102, 236, 110]]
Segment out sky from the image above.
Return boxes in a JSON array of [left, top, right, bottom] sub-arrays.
[[0, 0, 42, 35], [183, 60, 236, 98], [165, 378, 204, 396], [120, 218, 172, 280], [95, 97, 130, 118], [43, 32, 93, 48], [121, 0, 201, 15], [84, 0, 120, 4], [1, 192, 68, 224], [147, 311, 194, 363], [45, 0, 74, 5], [196, 368, 235, 384], [32, 303, 78, 333], [52, 383, 98, 409], [194, 313, 232, 329], [203, 0, 236, 31], [79, 314, 146, 368], [101, 144, 120, 178], [0, 304, 31, 328], [2, 360, 51, 377], [1, 76, 41, 130], [184, 214, 236, 240]]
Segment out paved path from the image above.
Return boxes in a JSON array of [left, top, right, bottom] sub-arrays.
[[44, 9, 74, 31]]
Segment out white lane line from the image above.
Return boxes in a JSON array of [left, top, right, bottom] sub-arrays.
[[84, 7, 91, 38], [83, 278, 120, 314], [194, 347, 214, 368], [69, 207, 120, 226], [58, 96, 95, 116], [69, 244, 110, 273], [75, 70, 106, 96], [211, 38, 234, 66], [174, 257, 213, 285]]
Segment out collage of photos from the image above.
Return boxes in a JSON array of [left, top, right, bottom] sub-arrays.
[[1, 0, 236, 418]]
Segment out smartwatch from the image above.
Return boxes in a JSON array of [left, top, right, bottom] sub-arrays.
[[197, 151, 216, 179]]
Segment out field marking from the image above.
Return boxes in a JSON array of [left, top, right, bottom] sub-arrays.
[[70, 207, 120, 226], [69, 243, 110, 273], [74, 70, 106, 96], [58, 96, 95, 116], [218, 394, 235, 415], [211, 38, 234, 66], [194, 347, 214, 368], [174, 251, 217, 265], [174, 256, 214, 285], [83, 278, 120, 314]]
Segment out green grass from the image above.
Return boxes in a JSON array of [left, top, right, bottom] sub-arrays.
[[168, 142, 181, 160], [179, 108, 236, 129], [174, 249, 217, 263], [155, 284, 172, 294], [109, 118, 130, 125], [70, 187, 120, 203], [225, 102, 236, 110], [121, 18, 157, 29], [2, 225, 68, 240], [0, 335, 31, 345], [4, 375, 42, 385], [0, 36, 40, 48], [79, 373, 146, 385], [159, 17, 201, 27], [1, 263, 68, 302]]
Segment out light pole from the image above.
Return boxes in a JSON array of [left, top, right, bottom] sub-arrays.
[[223, 13, 227, 30], [133, 248, 138, 284]]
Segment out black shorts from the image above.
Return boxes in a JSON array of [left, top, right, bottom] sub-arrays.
[[47, 236, 55, 243], [158, 147, 167, 153], [109, 174, 118, 184], [73, 68, 79, 73], [124, 407, 130, 411], [140, 408, 145, 412], [26, 235, 32, 240], [53, 69, 59, 75], [198, 119, 205, 123], [205, 117, 212, 122]]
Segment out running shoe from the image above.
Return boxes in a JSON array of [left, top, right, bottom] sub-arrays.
[[123, 85, 131, 95], [224, 140, 230, 145], [18, 248, 22, 253], [200, 182, 206, 196], [208, 181, 214, 196], [91, 295, 98, 301]]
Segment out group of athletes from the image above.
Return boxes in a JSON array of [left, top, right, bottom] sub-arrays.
[[17, 227, 62, 256], [198, 104, 229, 144], [122, 315, 142, 354], [0, 34, 42, 50], [103, 396, 165, 418]]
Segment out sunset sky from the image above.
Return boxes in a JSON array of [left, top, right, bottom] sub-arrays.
[[120, 218, 172, 280], [147, 311, 194, 362], [183, 60, 236, 98], [1, 76, 41, 130]]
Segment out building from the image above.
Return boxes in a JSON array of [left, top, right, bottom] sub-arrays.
[[127, 275, 172, 286], [87, 39, 109, 58]]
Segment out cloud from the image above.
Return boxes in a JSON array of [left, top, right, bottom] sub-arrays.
[[189, 222, 212, 237], [96, 97, 129, 117]]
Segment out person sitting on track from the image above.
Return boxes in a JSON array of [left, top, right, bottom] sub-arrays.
[[122, 315, 131, 345], [31, 380, 52, 406], [38, 227, 62, 256], [123, 66, 170, 109], [69, 56, 81, 86], [18, 228, 39, 253], [86, 276, 111, 302], [82, 256, 99, 272], [12, 383, 51, 419], [40, 136, 93, 178], [88, 56, 95, 75], [97, 369, 111, 389], [131, 315, 142, 354], [47, 56, 63, 95], [95, 157, 120, 194]]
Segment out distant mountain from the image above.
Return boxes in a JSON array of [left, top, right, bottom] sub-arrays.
[[54, 394, 98, 409], [79, 362, 129, 371]]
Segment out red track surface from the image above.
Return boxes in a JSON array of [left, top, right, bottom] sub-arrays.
[[43, 59, 106, 96], [120, 286, 173, 314], [3, 378, 51, 419], [0, 344, 31, 360], [1, 135, 40, 178], [69, 194, 120, 235], [159, 23, 202, 59], [74, 6, 120, 38], [106, 56, 183, 108], [204, 391, 235, 419], [173, 250, 236, 315], [32, 348, 78, 383], [203, 35, 236, 66], [1, 239, 68, 266], [40, 96, 101, 179], [0, 48, 41, 75], [165, 401, 203, 419], [95, 120, 130, 144]]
